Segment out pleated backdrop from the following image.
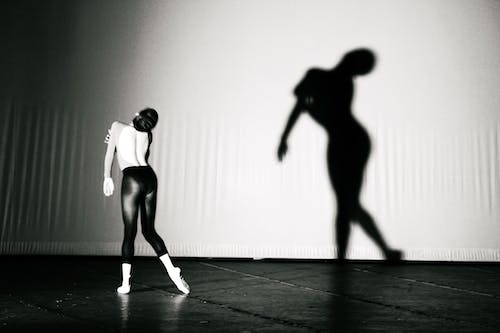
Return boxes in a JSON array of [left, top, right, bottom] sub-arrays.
[[1, 0, 500, 260]]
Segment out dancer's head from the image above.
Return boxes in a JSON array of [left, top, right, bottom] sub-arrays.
[[338, 48, 376, 76], [133, 108, 158, 132]]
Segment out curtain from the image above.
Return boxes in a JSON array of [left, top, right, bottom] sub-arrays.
[[1, 0, 500, 261]]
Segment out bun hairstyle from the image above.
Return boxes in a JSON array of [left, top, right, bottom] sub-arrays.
[[133, 108, 158, 132]]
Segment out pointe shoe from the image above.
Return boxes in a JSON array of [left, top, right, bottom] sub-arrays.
[[117, 284, 131, 294], [168, 267, 190, 294], [385, 249, 402, 262]]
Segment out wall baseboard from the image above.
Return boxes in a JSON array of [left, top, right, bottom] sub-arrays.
[[2, 241, 500, 262]]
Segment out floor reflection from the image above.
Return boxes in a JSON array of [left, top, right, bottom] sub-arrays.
[[118, 293, 130, 332], [328, 265, 360, 332], [168, 294, 188, 331], [118, 291, 188, 332]]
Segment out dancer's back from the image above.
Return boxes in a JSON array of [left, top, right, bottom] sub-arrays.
[[108, 121, 150, 171]]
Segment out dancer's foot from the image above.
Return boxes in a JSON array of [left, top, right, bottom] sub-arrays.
[[117, 284, 131, 294], [385, 249, 402, 262], [117, 263, 132, 294], [168, 267, 190, 294]]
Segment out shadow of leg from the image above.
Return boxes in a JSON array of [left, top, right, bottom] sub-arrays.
[[336, 210, 351, 261], [356, 207, 402, 261]]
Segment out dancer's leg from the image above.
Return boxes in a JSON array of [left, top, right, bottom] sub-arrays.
[[140, 190, 167, 257], [140, 170, 189, 294], [118, 172, 141, 293], [121, 174, 141, 263]]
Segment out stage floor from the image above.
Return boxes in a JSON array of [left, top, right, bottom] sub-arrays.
[[1, 256, 499, 332]]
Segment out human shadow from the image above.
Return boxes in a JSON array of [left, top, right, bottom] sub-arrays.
[[278, 48, 402, 261]]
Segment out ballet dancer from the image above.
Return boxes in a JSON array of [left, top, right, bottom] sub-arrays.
[[103, 108, 190, 294], [278, 49, 402, 262]]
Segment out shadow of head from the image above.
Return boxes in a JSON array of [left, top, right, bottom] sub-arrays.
[[337, 48, 376, 76]]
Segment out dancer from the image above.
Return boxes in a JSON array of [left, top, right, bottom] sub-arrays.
[[278, 49, 402, 261], [103, 108, 190, 294]]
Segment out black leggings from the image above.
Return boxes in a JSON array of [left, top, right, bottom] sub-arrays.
[[121, 166, 168, 264]]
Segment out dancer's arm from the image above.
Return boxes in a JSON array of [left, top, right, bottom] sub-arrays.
[[103, 121, 118, 196], [277, 103, 303, 161]]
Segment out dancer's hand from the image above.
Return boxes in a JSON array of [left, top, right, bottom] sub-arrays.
[[277, 140, 288, 161], [103, 177, 114, 196], [104, 129, 111, 144]]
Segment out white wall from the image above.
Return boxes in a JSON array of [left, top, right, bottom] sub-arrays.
[[1, 0, 500, 260]]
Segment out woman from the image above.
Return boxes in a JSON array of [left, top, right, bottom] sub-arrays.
[[278, 49, 401, 261], [103, 108, 190, 294]]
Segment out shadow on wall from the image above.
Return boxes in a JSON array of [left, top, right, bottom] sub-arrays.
[[277, 48, 402, 261]]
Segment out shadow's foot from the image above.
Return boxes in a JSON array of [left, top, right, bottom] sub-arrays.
[[384, 249, 403, 262], [336, 257, 348, 265]]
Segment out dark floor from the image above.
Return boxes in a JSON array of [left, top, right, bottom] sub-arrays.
[[1, 256, 500, 332]]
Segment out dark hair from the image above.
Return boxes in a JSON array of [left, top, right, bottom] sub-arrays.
[[133, 108, 158, 132]]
